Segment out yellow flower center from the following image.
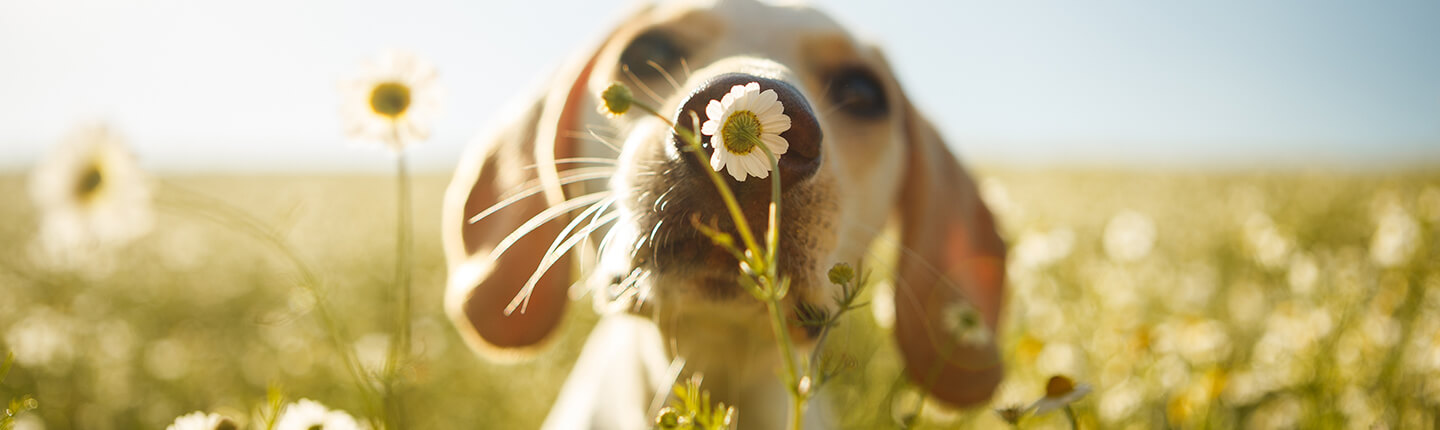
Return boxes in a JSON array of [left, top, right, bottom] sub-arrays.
[[1045, 375, 1076, 398], [370, 82, 411, 118], [74, 161, 104, 202], [720, 110, 763, 155]]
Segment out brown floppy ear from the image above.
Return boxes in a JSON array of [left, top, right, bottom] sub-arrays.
[[441, 13, 641, 358], [892, 98, 1008, 406]]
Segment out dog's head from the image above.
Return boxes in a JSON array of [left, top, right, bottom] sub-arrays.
[[442, 0, 1006, 407]]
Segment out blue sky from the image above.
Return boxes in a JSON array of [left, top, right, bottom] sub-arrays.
[[2, 0, 1437, 172]]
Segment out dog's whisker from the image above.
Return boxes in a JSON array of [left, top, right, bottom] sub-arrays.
[[647, 218, 666, 266], [607, 266, 644, 307], [541, 197, 615, 264], [630, 270, 653, 311], [560, 197, 617, 271], [652, 182, 681, 213], [520, 157, 619, 170], [622, 64, 666, 106], [648, 356, 688, 418], [647, 60, 683, 92], [679, 57, 692, 80], [468, 168, 616, 224], [595, 218, 623, 266], [560, 128, 624, 154], [507, 211, 621, 314], [485, 191, 612, 267]]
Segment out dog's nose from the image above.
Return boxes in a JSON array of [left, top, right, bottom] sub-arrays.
[[673, 73, 822, 187]]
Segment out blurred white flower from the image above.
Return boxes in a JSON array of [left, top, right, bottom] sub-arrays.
[[1177, 263, 1219, 308], [341, 50, 441, 152], [1243, 212, 1291, 269], [1011, 227, 1074, 272], [1286, 253, 1319, 297], [939, 301, 990, 347], [870, 283, 896, 329], [700, 82, 791, 181], [276, 399, 366, 430], [1103, 210, 1156, 262], [979, 177, 1017, 219], [1246, 395, 1302, 429], [1154, 318, 1232, 366], [1031, 375, 1092, 415], [5, 307, 79, 373], [1097, 378, 1144, 424], [1370, 204, 1419, 268], [28, 123, 153, 267], [165, 412, 235, 430], [10, 412, 44, 430], [1036, 342, 1085, 378]]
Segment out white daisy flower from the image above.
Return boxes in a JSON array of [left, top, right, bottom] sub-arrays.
[[940, 301, 991, 347], [165, 411, 236, 430], [1030, 375, 1092, 415], [275, 399, 366, 430], [28, 123, 153, 266], [699, 82, 791, 181], [340, 50, 441, 152]]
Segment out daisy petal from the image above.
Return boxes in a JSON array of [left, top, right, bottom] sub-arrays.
[[762, 134, 789, 154], [761, 115, 791, 134], [726, 158, 746, 181], [748, 154, 771, 179], [711, 149, 726, 172], [756, 89, 779, 109], [706, 100, 725, 124]]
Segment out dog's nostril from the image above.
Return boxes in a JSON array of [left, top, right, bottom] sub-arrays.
[[673, 73, 823, 186]]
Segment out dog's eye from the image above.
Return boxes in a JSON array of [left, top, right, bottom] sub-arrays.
[[620, 30, 686, 82], [827, 68, 888, 118]]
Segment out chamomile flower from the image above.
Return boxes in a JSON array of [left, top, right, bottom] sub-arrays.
[[340, 50, 441, 152], [994, 404, 1029, 426], [941, 301, 991, 347], [275, 399, 366, 430], [700, 82, 791, 181], [165, 412, 236, 430], [28, 123, 153, 266], [1031, 375, 1092, 415]]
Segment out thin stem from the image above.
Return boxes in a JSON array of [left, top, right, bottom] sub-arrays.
[[634, 96, 806, 430], [641, 105, 765, 263], [757, 144, 781, 274], [763, 280, 805, 428], [384, 148, 415, 430], [1065, 405, 1080, 430]]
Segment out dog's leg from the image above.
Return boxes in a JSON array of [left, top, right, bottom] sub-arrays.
[[543, 313, 670, 430]]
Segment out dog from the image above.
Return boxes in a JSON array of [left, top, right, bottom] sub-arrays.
[[441, 0, 1007, 428]]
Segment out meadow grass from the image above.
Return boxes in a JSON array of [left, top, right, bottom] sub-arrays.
[[0, 168, 1437, 429]]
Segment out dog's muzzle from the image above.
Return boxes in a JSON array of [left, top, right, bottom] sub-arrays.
[[672, 73, 824, 190]]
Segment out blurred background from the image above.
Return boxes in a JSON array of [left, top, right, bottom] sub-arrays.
[[1, 0, 1438, 429], [5, 0, 1438, 171]]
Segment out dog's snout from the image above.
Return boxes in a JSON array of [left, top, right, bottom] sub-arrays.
[[673, 73, 822, 187]]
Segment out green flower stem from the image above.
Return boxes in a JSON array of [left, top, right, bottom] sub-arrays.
[[1064, 405, 1079, 430], [384, 145, 414, 430], [631, 95, 809, 430], [639, 107, 765, 265]]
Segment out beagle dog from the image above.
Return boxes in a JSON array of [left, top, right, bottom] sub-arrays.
[[441, 0, 1007, 428]]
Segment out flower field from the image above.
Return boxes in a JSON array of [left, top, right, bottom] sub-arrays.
[[1, 167, 1436, 429]]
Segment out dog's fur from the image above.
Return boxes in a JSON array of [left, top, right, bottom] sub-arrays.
[[441, 0, 1007, 428]]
